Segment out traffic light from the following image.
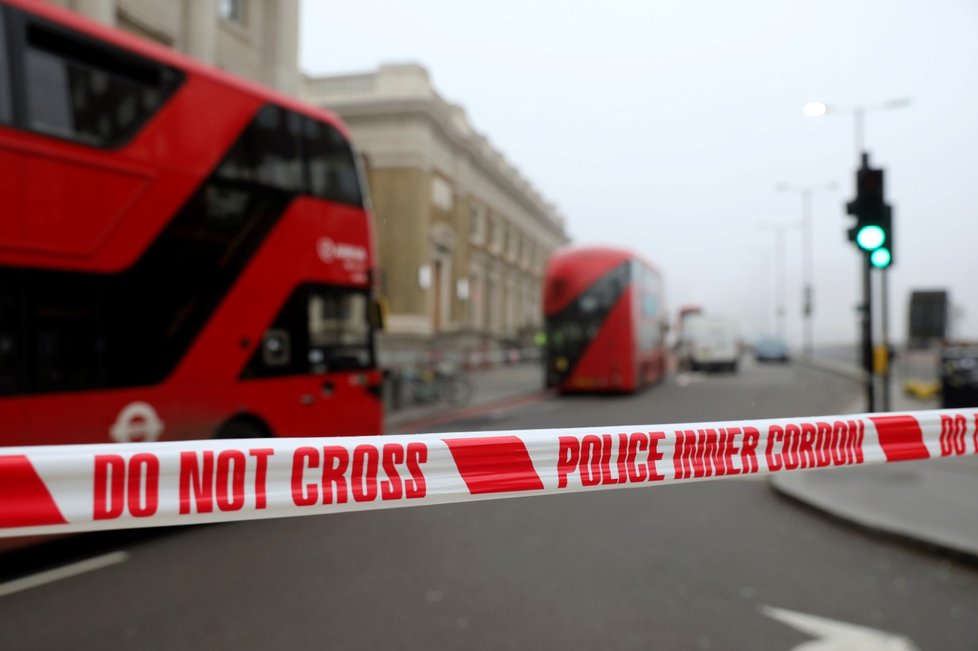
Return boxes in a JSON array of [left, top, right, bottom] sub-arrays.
[[845, 154, 893, 269]]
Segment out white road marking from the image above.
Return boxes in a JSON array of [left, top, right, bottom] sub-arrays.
[[762, 605, 921, 651], [675, 373, 707, 387], [0, 551, 129, 598]]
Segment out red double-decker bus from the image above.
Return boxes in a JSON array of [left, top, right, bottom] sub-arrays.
[[543, 246, 667, 392], [0, 0, 384, 446]]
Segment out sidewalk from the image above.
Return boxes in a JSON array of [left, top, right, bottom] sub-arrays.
[[772, 354, 978, 561], [384, 362, 547, 432]]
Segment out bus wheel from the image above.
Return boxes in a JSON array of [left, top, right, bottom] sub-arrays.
[[216, 416, 270, 439]]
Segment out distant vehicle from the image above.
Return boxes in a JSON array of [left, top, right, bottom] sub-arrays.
[[543, 246, 667, 392], [680, 315, 740, 372], [753, 337, 790, 363], [675, 305, 703, 343], [0, 0, 385, 450], [908, 290, 950, 350]]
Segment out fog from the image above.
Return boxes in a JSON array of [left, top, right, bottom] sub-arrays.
[[301, 0, 978, 347]]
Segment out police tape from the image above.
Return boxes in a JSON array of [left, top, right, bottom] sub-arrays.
[[1, 408, 976, 538]]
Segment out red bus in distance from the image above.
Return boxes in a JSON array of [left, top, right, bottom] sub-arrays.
[[0, 0, 384, 448], [543, 246, 668, 392]]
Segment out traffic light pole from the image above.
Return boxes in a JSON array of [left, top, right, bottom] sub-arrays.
[[861, 255, 876, 412], [802, 191, 813, 358], [881, 269, 891, 411]]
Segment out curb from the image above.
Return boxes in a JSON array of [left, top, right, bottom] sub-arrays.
[[769, 471, 978, 565], [768, 391, 977, 563], [793, 355, 866, 384], [385, 389, 553, 432]]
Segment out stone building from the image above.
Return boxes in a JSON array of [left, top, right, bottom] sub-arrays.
[[301, 64, 571, 362], [48, 0, 299, 95]]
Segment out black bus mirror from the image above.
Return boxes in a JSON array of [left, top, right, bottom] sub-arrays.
[[369, 297, 388, 331]]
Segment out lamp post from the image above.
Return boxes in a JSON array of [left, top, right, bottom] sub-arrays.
[[803, 98, 911, 162], [757, 221, 800, 342], [774, 181, 837, 358], [804, 97, 911, 411]]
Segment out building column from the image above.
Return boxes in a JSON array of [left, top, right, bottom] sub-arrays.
[[183, 0, 217, 64], [262, 0, 299, 95], [430, 251, 452, 333], [469, 266, 483, 329], [74, 0, 115, 26]]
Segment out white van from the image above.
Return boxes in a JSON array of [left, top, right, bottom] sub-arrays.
[[680, 315, 740, 372]]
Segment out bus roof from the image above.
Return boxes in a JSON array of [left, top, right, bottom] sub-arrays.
[[547, 245, 662, 276], [544, 245, 662, 315]]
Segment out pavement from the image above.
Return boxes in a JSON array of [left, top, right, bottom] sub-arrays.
[[390, 353, 978, 562], [774, 353, 978, 562], [384, 361, 549, 433]]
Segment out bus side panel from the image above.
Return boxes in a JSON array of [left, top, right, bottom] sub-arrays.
[[630, 264, 665, 389], [561, 291, 636, 393], [635, 309, 666, 388], [0, 400, 30, 446], [15, 378, 378, 445], [0, 77, 262, 273], [13, 385, 232, 446], [15, 376, 375, 446]]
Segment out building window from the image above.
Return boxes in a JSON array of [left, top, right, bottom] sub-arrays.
[[431, 176, 454, 212], [468, 271, 482, 328], [219, 0, 247, 24], [507, 227, 519, 262], [469, 204, 486, 244], [490, 218, 505, 255]]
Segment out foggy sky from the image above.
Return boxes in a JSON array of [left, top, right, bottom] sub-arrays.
[[300, 0, 978, 347]]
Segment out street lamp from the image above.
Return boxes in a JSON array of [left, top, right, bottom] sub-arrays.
[[757, 220, 800, 342], [805, 97, 911, 412], [775, 181, 837, 358], [803, 98, 912, 160]]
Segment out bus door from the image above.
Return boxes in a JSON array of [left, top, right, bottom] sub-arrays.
[[0, 284, 30, 444], [244, 283, 380, 437], [291, 285, 379, 437]]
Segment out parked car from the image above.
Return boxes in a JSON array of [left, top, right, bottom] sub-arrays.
[[754, 337, 790, 363]]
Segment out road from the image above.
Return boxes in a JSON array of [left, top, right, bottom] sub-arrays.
[[2, 360, 976, 650]]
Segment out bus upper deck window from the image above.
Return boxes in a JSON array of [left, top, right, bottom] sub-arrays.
[[23, 22, 181, 147], [0, 9, 11, 124], [302, 117, 363, 206]]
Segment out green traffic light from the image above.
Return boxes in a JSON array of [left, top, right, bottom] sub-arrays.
[[870, 247, 891, 268], [856, 225, 886, 251]]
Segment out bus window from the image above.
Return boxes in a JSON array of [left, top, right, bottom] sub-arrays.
[[218, 105, 304, 192], [22, 21, 180, 147], [0, 8, 10, 124], [243, 285, 374, 379], [302, 117, 363, 206], [307, 289, 372, 372], [0, 290, 20, 396], [28, 277, 104, 393]]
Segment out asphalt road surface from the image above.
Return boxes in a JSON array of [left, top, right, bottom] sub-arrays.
[[2, 360, 977, 650]]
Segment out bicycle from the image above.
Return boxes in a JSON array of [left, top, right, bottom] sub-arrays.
[[404, 363, 474, 406]]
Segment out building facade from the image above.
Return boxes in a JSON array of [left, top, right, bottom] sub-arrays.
[[302, 64, 571, 362], [48, 0, 299, 95]]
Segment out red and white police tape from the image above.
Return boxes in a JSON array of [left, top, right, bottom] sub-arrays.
[[1, 408, 976, 538]]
